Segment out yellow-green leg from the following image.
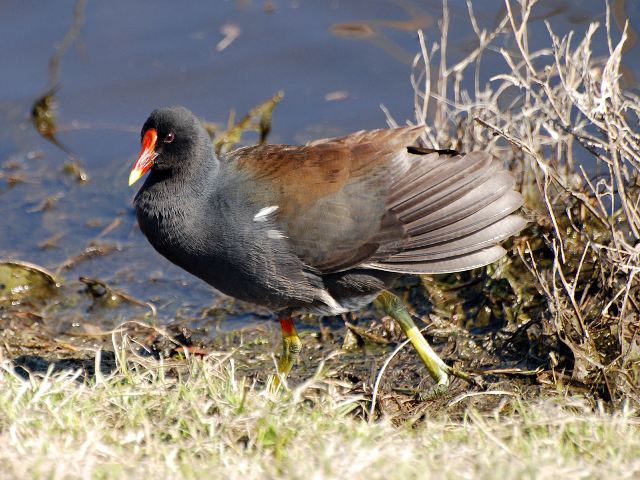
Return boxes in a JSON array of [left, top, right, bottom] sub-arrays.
[[272, 316, 302, 391], [377, 291, 450, 391], [376, 291, 481, 398]]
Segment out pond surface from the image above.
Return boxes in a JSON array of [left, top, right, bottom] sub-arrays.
[[0, 0, 638, 331]]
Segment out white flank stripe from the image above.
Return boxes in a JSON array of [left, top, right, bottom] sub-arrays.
[[266, 229, 287, 239], [253, 205, 279, 222]]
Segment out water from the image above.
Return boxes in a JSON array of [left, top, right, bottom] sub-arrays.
[[0, 0, 638, 328]]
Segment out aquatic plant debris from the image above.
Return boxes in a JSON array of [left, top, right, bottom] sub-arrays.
[[0, 260, 57, 303], [211, 91, 285, 154]]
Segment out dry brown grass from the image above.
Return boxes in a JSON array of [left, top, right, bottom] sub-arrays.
[[381, 0, 640, 406]]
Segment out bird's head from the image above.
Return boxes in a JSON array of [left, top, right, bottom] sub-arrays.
[[129, 106, 209, 186]]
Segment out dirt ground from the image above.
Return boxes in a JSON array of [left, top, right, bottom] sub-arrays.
[[1, 268, 589, 422]]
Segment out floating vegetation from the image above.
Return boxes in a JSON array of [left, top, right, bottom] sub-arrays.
[[30, 0, 89, 177], [30, 86, 72, 155], [62, 160, 89, 182], [0, 260, 58, 304], [209, 90, 285, 155]]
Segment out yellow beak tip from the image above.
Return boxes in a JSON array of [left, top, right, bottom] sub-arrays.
[[128, 170, 142, 187]]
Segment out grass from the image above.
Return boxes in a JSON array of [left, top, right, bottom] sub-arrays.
[[1, 352, 639, 480], [2, 0, 640, 477]]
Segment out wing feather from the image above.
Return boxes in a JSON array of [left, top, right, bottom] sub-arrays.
[[226, 127, 524, 275]]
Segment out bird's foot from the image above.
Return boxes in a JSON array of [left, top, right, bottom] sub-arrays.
[[417, 383, 449, 401], [410, 367, 484, 401], [447, 365, 485, 389], [269, 316, 302, 394]]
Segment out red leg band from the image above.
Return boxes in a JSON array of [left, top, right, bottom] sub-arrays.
[[280, 317, 297, 337]]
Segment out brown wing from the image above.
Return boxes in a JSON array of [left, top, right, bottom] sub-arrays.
[[229, 127, 422, 271], [227, 127, 525, 275]]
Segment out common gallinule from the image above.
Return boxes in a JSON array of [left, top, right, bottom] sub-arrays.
[[129, 106, 525, 392]]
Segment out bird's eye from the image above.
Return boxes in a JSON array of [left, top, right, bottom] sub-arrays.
[[164, 133, 175, 143]]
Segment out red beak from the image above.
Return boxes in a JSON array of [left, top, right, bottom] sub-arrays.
[[129, 128, 158, 186]]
